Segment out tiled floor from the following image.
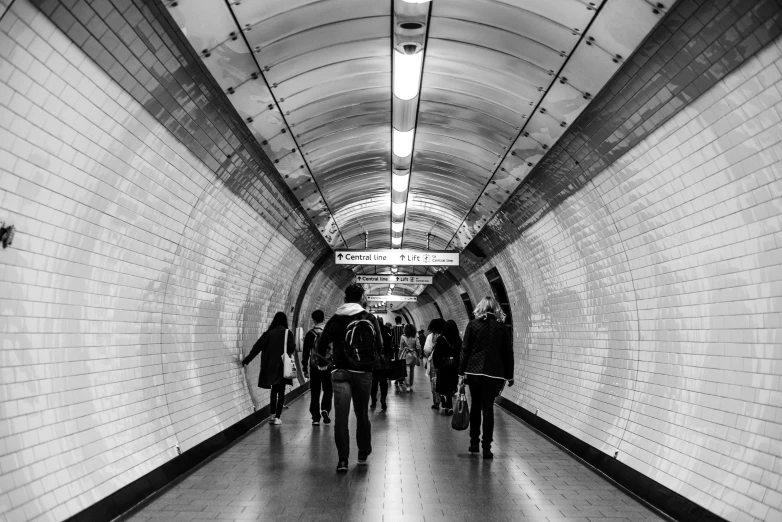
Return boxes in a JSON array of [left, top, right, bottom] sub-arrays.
[[120, 371, 669, 522]]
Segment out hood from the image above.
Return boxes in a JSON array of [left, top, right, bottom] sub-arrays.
[[311, 323, 324, 333], [334, 303, 366, 316]]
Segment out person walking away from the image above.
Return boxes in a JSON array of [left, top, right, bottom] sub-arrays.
[[371, 321, 393, 410], [399, 324, 420, 391], [458, 297, 514, 459], [302, 310, 331, 425], [417, 329, 427, 360], [391, 317, 405, 388], [242, 312, 295, 425], [423, 318, 445, 409], [317, 284, 384, 472], [432, 320, 461, 415]]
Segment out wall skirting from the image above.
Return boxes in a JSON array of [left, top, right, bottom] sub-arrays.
[[64, 385, 310, 522], [496, 397, 727, 522]]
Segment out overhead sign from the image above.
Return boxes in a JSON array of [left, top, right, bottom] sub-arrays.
[[366, 295, 417, 302], [356, 275, 433, 284], [336, 250, 459, 266]]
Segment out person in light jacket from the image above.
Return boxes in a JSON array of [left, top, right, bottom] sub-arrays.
[[242, 311, 295, 425], [458, 297, 514, 459], [424, 318, 445, 409]]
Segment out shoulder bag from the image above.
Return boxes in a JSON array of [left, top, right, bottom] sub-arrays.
[[282, 329, 296, 379]]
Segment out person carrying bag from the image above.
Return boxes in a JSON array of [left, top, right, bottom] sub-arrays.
[[399, 324, 420, 391]]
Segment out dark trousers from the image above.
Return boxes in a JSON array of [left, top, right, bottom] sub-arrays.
[[269, 383, 286, 418], [468, 376, 501, 450], [371, 369, 388, 405], [309, 368, 333, 421], [332, 369, 372, 460]]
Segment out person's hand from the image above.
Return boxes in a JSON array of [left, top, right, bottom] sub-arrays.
[[458, 375, 466, 386], [507, 379, 514, 387]]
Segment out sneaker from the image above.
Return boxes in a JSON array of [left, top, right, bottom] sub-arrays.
[[431, 404, 440, 410], [380, 401, 387, 411], [268, 415, 275, 423], [312, 420, 320, 425], [468, 445, 479, 453], [408, 387, 413, 392], [483, 450, 494, 459], [273, 418, 282, 425], [321, 410, 331, 424], [336, 459, 348, 472], [357, 448, 372, 464]]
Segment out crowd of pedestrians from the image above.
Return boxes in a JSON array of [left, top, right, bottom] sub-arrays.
[[242, 282, 515, 469]]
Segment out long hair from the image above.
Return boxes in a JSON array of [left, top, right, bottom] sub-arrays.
[[443, 320, 462, 349], [266, 311, 288, 332], [473, 296, 506, 322], [404, 323, 416, 337]]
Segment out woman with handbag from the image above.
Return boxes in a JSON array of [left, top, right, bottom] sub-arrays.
[[432, 320, 461, 415], [399, 324, 420, 391], [242, 311, 295, 425], [458, 297, 514, 459]]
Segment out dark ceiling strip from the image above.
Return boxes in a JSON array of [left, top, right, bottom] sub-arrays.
[[445, 0, 608, 251], [221, 0, 348, 248]]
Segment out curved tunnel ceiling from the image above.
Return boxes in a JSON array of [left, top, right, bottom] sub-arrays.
[[166, 0, 670, 295]]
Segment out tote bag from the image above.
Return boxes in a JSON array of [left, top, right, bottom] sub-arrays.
[[451, 384, 470, 431], [282, 329, 297, 379]]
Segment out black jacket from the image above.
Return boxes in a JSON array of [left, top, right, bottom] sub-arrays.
[[242, 325, 295, 388], [302, 323, 325, 370], [317, 303, 383, 371], [459, 315, 513, 380]]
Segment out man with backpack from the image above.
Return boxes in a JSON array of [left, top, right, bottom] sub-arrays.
[[316, 284, 384, 472], [302, 310, 331, 425]]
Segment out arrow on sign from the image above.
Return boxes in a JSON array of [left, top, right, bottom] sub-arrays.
[[337, 253, 343, 260], [400, 255, 405, 261]]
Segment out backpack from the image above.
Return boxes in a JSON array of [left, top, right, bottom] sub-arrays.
[[308, 327, 330, 370], [343, 314, 378, 371]]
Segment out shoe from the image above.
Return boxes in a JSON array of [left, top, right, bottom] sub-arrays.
[[336, 459, 348, 472], [321, 410, 331, 424], [273, 418, 282, 425], [380, 401, 387, 411], [408, 387, 413, 392], [357, 448, 372, 464], [431, 404, 440, 410], [483, 450, 494, 459], [312, 420, 320, 425], [370, 402, 377, 409], [445, 409, 453, 416], [268, 415, 275, 422], [468, 445, 479, 453]]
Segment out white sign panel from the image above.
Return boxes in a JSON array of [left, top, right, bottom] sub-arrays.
[[336, 250, 459, 266], [356, 275, 433, 284], [366, 295, 417, 302]]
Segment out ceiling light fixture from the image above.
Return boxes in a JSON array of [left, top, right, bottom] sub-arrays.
[[392, 172, 410, 192], [392, 237, 402, 245], [392, 128, 414, 158], [392, 202, 406, 216], [393, 51, 424, 100], [392, 222, 404, 232]]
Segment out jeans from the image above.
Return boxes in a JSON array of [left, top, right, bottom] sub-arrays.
[[429, 365, 439, 405], [371, 369, 388, 405], [309, 368, 333, 421], [468, 375, 501, 450], [269, 383, 286, 418], [332, 369, 372, 460]]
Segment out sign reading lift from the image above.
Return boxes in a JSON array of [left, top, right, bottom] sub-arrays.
[[335, 250, 459, 267]]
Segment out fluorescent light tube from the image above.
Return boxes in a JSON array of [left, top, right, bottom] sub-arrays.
[[391, 222, 403, 232], [393, 50, 423, 100], [393, 128, 414, 158], [392, 237, 402, 245], [392, 202, 406, 216], [392, 172, 410, 192]]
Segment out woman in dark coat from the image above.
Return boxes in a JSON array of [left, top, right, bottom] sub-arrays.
[[242, 312, 295, 425], [433, 320, 461, 415], [458, 297, 514, 459]]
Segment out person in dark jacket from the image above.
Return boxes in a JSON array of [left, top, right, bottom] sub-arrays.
[[433, 320, 461, 415], [458, 297, 514, 459], [317, 284, 384, 472], [302, 309, 331, 425], [370, 322, 393, 410], [242, 311, 295, 425]]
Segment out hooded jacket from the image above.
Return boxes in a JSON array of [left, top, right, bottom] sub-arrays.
[[316, 303, 383, 371], [302, 322, 325, 370]]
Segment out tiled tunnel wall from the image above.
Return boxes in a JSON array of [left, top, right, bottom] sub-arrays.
[[409, 34, 782, 522], [0, 1, 348, 520]]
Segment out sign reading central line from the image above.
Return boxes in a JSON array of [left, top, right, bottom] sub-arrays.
[[356, 275, 433, 284], [335, 250, 459, 266], [367, 295, 417, 302]]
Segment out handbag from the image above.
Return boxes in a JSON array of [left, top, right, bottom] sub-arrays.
[[282, 329, 296, 379], [451, 384, 469, 431], [390, 358, 408, 381]]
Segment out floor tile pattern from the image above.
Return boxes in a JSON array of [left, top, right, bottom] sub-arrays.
[[121, 371, 667, 522]]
